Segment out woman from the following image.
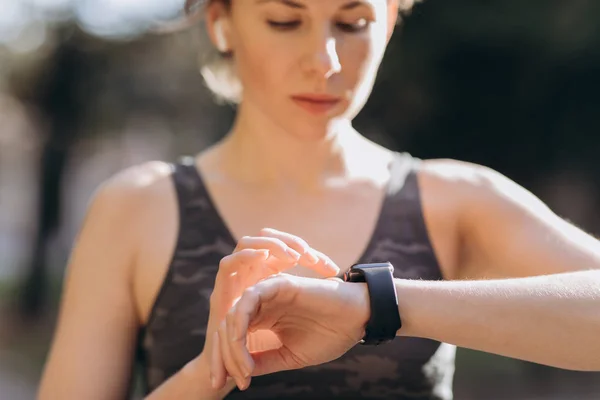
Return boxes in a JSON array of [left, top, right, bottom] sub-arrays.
[[38, 0, 599, 399]]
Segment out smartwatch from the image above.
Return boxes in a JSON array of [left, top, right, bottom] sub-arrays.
[[343, 262, 402, 346]]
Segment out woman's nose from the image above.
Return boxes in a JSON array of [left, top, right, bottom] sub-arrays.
[[300, 30, 342, 80]]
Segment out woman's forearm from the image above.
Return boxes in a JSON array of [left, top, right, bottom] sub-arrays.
[[396, 270, 600, 371], [145, 353, 235, 400]]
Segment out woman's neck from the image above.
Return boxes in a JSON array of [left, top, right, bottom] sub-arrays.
[[217, 105, 367, 192]]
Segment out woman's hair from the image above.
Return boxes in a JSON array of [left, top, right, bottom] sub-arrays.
[[186, 0, 418, 104]]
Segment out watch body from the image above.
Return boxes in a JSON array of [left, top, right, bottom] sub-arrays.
[[343, 262, 402, 345]]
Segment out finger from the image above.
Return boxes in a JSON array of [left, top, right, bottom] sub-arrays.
[[226, 306, 255, 381], [218, 321, 250, 391], [243, 258, 273, 293], [234, 279, 291, 341], [228, 253, 285, 309], [216, 249, 269, 295], [212, 250, 269, 315], [235, 236, 301, 263], [218, 249, 270, 279], [259, 229, 340, 277], [210, 331, 227, 390], [259, 228, 319, 265], [306, 248, 341, 277]]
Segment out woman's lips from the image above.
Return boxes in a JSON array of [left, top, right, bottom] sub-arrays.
[[290, 94, 342, 115]]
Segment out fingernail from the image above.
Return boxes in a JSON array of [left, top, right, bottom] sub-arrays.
[[246, 363, 254, 378], [236, 377, 246, 391], [306, 249, 320, 264], [286, 248, 301, 261], [322, 255, 340, 273], [242, 359, 252, 378], [329, 261, 340, 274], [211, 374, 217, 389], [241, 377, 251, 391], [258, 250, 270, 260]]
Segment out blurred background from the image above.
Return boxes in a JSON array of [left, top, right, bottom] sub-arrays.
[[1, 0, 600, 399]]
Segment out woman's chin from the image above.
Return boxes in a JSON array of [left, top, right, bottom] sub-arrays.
[[283, 116, 349, 143]]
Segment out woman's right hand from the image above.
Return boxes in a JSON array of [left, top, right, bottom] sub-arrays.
[[201, 228, 340, 392]]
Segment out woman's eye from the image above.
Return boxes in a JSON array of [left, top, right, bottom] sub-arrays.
[[267, 20, 301, 30], [267, 18, 370, 33], [337, 19, 370, 33]]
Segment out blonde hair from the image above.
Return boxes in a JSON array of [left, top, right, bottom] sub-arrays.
[[186, 0, 419, 104]]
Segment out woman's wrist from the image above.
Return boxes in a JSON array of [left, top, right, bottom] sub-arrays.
[[394, 278, 428, 338], [181, 352, 226, 400], [343, 277, 424, 341], [143, 351, 227, 400]]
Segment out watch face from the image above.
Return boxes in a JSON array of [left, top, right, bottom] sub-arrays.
[[353, 262, 394, 272], [344, 262, 394, 282]]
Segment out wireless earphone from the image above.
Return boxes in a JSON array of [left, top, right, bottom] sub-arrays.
[[214, 20, 228, 53]]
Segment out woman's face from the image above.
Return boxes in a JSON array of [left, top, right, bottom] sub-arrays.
[[211, 0, 399, 139]]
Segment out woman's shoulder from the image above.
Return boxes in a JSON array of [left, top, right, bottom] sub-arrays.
[[101, 160, 174, 194], [413, 158, 534, 279], [417, 158, 488, 181], [97, 160, 175, 201], [417, 157, 542, 239], [417, 158, 528, 202], [88, 161, 177, 231]]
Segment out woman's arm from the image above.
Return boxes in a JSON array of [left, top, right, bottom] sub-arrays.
[[144, 354, 235, 400], [406, 160, 600, 369], [211, 269, 600, 387], [38, 164, 229, 400], [38, 171, 144, 399], [396, 270, 600, 371]]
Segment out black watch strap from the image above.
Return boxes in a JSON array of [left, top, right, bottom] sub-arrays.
[[343, 262, 402, 345]]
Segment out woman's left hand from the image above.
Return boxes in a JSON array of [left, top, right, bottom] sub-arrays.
[[207, 228, 340, 391], [211, 273, 371, 391]]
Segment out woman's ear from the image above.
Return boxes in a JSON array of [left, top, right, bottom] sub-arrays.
[[205, 3, 232, 54], [214, 20, 229, 52]]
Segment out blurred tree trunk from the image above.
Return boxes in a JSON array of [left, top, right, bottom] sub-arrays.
[[19, 29, 89, 318]]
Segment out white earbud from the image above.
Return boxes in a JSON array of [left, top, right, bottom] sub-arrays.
[[214, 20, 229, 53]]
